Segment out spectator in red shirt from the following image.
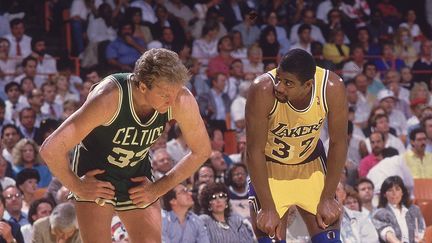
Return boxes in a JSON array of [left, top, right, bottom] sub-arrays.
[[207, 35, 234, 79]]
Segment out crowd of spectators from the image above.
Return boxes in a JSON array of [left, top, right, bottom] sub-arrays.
[[0, 0, 432, 242]]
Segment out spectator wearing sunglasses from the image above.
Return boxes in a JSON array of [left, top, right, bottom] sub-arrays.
[[199, 183, 254, 243], [2, 185, 28, 226], [0, 194, 23, 243]]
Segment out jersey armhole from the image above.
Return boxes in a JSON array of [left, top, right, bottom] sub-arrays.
[[268, 99, 278, 117], [102, 77, 123, 126], [321, 69, 329, 114], [167, 106, 173, 120]]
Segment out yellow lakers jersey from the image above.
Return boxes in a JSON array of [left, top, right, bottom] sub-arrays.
[[264, 67, 329, 165]]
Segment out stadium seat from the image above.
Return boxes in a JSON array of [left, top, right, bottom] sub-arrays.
[[224, 130, 238, 155], [425, 225, 432, 243], [414, 179, 432, 200], [415, 199, 432, 227]]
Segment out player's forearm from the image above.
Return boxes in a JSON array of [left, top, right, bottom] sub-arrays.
[[321, 141, 347, 199], [246, 151, 275, 210], [156, 151, 209, 196]]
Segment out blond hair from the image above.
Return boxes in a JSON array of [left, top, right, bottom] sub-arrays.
[[132, 48, 190, 89], [410, 82, 431, 103], [12, 138, 43, 167]]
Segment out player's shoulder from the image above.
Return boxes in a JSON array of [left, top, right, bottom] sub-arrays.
[[325, 70, 345, 90], [88, 75, 121, 100], [249, 72, 275, 96], [175, 86, 197, 106]]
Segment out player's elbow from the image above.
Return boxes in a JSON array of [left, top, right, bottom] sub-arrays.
[[39, 139, 56, 166]]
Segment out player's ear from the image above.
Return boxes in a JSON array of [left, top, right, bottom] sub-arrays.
[[138, 82, 149, 92], [305, 79, 314, 87]]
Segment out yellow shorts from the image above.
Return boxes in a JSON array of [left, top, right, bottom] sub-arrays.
[[249, 156, 326, 218]]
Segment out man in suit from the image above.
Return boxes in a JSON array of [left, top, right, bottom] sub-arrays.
[[197, 73, 231, 131], [32, 202, 82, 243]]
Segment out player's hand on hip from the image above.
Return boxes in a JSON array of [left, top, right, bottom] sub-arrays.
[[257, 208, 281, 240], [128, 176, 158, 208], [77, 169, 115, 201], [316, 197, 342, 229]]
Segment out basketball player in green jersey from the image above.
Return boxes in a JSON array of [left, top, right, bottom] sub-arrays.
[[40, 49, 211, 243]]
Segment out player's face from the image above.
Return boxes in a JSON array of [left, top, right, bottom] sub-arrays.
[[144, 80, 182, 113], [274, 69, 312, 103]]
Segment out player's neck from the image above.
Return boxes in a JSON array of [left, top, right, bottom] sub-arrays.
[[132, 84, 154, 115], [289, 86, 313, 109]]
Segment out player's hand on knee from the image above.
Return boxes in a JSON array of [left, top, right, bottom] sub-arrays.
[[316, 197, 342, 229], [128, 176, 157, 207], [257, 208, 281, 240], [77, 169, 115, 200]]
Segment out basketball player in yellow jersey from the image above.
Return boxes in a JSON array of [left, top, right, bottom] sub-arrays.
[[246, 49, 348, 243]]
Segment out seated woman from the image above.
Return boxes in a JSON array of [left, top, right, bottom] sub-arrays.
[[372, 176, 426, 243], [199, 183, 254, 243], [15, 168, 40, 214], [12, 138, 52, 188], [323, 29, 350, 69]]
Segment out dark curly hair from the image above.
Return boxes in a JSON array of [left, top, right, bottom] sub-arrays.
[[199, 183, 230, 219], [225, 163, 247, 187], [378, 176, 412, 208], [28, 198, 55, 225]]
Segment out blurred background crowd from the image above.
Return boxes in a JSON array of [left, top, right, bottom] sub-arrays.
[[0, 0, 432, 242]]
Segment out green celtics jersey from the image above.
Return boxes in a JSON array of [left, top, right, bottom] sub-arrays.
[[71, 73, 172, 203]]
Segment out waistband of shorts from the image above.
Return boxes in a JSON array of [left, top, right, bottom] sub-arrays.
[[68, 193, 158, 211]]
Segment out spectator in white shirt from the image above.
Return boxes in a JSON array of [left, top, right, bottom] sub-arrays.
[[230, 81, 250, 133], [40, 82, 62, 120], [1, 124, 21, 164], [28, 37, 57, 87], [342, 45, 365, 81], [70, 0, 92, 55], [151, 148, 175, 181], [166, 123, 190, 165], [0, 155, 15, 190], [377, 89, 408, 140], [130, 0, 157, 24], [289, 24, 312, 54], [289, 8, 326, 45], [4, 82, 26, 124], [13, 56, 37, 88], [4, 18, 32, 61], [192, 19, 220, 66], [0, 38, 19, 95]]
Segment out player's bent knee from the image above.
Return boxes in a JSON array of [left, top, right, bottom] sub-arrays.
[[311, 230, 341, 243]]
